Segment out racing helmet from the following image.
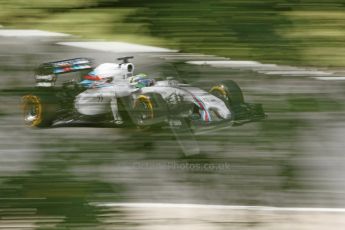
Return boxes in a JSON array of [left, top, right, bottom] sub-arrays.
[[130, 73, 155, 88]]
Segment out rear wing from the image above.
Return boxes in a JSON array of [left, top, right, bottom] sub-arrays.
[[35, 58, 93, 87], [36, 58, 93, 75]]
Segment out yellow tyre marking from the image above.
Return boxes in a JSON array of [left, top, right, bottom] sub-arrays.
[[210, 85, 228, 97], [134, 95, 154, 119], [22, 95, 42, 127]]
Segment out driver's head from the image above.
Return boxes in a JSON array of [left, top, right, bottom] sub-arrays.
[[130, 73, 147, 83], [130, 73, 155, 87]]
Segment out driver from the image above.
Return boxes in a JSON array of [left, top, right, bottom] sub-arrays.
[[129, 73, 155, 88]]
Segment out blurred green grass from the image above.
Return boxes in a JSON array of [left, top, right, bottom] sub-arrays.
[[0, 0, 344, 67]]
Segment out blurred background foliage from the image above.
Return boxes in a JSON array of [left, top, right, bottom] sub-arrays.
[[0, 0, 344, 66]]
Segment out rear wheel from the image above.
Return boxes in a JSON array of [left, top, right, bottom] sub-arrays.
[[22, 94, 57, 127]]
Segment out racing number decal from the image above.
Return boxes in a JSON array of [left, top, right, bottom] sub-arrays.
[[97, 95, 103, 102]]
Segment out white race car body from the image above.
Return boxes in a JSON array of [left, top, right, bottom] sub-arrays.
[[75, 79, 231, 122], [75, 81, 138, 116], [140, 81, 232, 121], [74, 61, 231, 123]]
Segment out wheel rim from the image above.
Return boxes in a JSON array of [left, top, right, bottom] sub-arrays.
[[22, 95, 42, 127], [133, 95, 154, 125], [210, 85, 230, 102]]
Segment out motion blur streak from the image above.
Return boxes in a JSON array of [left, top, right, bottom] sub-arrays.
[[0, 0, 345, 66], [94, 203, 345, 230], [95, 202, 345, 212], [1, 0, 345, 229]]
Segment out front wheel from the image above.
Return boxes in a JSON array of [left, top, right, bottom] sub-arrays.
[[209, 80, 244, 106], [210, 80, 266, 121], [132, 95, 154, 126]]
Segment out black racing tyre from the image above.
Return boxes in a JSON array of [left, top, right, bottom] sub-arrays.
[[209, 80, 244, 106], [22, 93, 58, 127]]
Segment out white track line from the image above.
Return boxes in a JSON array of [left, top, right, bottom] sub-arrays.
[[187, 60, 339, 78], [187, 60, 267, 68], [0, 29, 70, 37], [313, 76, 345, 81], [58, 41, 178, 53], [93, 202, 345, 213], [264, 70, 333, 76]]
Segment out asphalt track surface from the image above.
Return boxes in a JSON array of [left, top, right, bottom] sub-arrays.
[[1, 35, 345, 229]]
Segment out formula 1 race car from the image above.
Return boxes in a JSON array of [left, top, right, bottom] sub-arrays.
[[22, 57, 266, 130]]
